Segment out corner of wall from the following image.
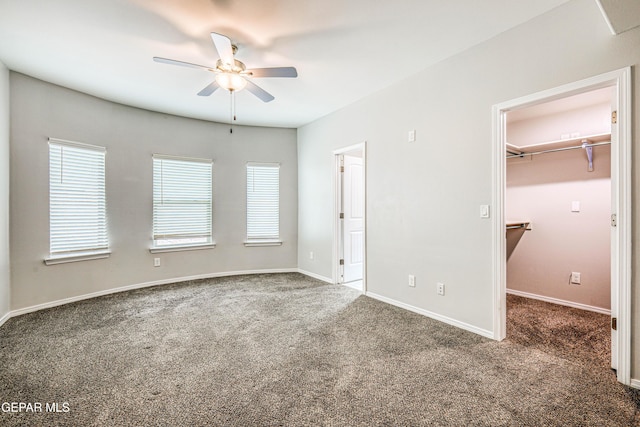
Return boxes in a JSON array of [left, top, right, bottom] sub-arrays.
[[0, 61, 10, 326]]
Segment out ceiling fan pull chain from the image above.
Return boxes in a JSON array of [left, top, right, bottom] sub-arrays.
[[229, 91, 233, 134], [232, 90, 237, 122]]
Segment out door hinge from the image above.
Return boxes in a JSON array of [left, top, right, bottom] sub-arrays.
[[339, 259, 344, 265], [612, 317, 617, 331], [339, 213, 344, 219], [611, 111, 617, 124], [340, 166, 344, 173], [611, 213, 617, 227]]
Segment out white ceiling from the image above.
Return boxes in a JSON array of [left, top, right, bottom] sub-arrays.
[[0, 0, 570, 128]]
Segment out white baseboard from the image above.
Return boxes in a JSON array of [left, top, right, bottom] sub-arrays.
[[8, 268, 298, 319], [342, 280, 363, 292], [365, 291, 494, 339], [297, 269, 334, 284], [507, 289, 611, 315], [629, 379, 640, 390], [0, 310, 9, 328]]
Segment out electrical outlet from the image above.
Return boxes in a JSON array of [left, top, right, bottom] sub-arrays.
[[309, 251, 314, 260], [571, 272, 581, 284], [154, 257, 161, 267], [408, 275, 416, 287], [437, 282, 445, 296]]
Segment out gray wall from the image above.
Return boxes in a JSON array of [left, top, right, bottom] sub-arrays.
[[10, 73, 297, 310], [0, 61, 9, 322], [297, 0, 640, 367]]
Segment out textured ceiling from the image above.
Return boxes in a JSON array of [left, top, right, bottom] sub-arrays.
[[0, 0, 570, 128]]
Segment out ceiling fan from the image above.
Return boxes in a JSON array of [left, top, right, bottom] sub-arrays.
[[153, 32, 297, 103]]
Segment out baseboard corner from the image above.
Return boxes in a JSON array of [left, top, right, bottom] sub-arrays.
[[0, 310, 10, 328], [365, 291, 494, 339], [629, 379, 640, 390], [506, 288, 611, 315], [297, 269, 334, 284]]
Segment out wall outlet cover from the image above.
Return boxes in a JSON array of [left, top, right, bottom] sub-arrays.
[[571, 272, 581, 284]]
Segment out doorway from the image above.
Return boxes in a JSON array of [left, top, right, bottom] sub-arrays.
[[505, 86, 613, 368], [334, 143, 366, 291], [492, 68, 632, 385]]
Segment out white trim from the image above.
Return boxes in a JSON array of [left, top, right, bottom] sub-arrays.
[[332, 143, 367, 155], [492, 67, 632, 386], [48, 137, 106, 152], [343, 280, 363, 292], [149, 243, 216, 253], [152, 153, 212, 164], [595, 0, 617, 35], [366, 291, 494, 339], [0, 311, 10, 328], [629, 379, 640, 390], [332, 142, 367, 292], [7, 268, 297, 319], [246, 161, 280, 168], [44, 250, 111, 265], [506, 289, 611, 315], [244, 241, 282, 247], [297, 269, 333, 284]]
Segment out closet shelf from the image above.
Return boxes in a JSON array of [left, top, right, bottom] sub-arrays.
[[506, 132, 610, 155], [506, 221, 531, 231]]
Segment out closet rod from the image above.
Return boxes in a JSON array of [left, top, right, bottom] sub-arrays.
[[506, 224, 528, 230], [506, 141, 610, 159]]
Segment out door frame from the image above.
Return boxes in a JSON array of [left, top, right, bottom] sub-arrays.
[[491, 67, 632, 385], [333, 142, 367, 292]]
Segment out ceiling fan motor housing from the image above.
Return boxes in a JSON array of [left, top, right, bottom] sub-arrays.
[[216, 58, 246, 74]]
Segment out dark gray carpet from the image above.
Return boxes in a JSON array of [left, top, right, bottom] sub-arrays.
[[0, 273, 638, 426]]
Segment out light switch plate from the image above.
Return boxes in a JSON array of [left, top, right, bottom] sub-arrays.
[[571, 201, 580, 212], [480, 205, 490, 218], [408, 130, 416, 142]]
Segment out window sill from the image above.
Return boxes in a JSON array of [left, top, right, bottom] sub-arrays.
[[244, 240, 283, 247], [44, 250, 111, 265], [149, 243, 216, 254]]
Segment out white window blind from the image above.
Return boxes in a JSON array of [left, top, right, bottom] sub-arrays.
[[153, 155, 213, 248], [49, 139, 108, 257], [246, 162, 280, 241]]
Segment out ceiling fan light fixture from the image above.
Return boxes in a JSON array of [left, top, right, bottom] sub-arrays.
[[215, 71, 247, 92]]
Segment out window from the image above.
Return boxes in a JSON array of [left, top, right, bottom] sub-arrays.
[[152, 155, 213, 251], [47, 139, 109, 264], [246, 162, 280, 246]]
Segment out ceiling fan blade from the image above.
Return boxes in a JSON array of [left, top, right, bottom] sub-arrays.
[[153, 57, 214, 72], [210, 32, 235, 66], [197, 81, 220, 96], [244, 79, 275, 103], [245, 67, 298, 78]]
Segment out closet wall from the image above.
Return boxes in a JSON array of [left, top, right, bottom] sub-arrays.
[[506, 100, 611, 311]]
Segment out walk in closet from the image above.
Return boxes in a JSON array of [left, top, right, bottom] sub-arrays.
[[505, 87, 613, 313]]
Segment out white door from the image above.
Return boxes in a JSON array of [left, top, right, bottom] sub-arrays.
[[343, 154, 364, 283], [610, 93, 618, 371]]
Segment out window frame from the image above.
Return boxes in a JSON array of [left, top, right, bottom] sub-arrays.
[[45, 138, 110, 265], [245, 162, 282, 247], [150, 154, 215, 253]]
